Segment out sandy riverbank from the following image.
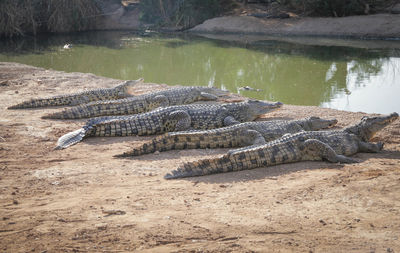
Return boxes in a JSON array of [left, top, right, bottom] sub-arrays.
[[0, 62, 400, 252], [190, 13, 400, 39]]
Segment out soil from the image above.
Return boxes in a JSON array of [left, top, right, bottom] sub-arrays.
[[1, 62, 400, 252]]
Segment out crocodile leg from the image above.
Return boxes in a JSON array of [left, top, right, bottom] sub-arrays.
[[240, 129, 266, 146], [302, 139, 358, 163], [151, 95, 169, 107], [358, 141, 384, 153], [227, 130, 267, 154], [167, 110, 191, 131], [224, 116, 240, 126]]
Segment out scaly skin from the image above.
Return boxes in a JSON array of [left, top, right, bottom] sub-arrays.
[[56, 100, 283, 149], [8, 79, 143, 109], [165, 113, 398, 179], [42, 86, 228, 119], [116, 117, 338, 157]]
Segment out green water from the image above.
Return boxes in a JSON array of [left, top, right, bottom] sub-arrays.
[[0, 31, 399, 114]]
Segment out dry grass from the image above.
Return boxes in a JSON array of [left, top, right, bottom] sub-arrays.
[[46, 0, 100, 33], [279, 0, 398, 16], [0, 0, 36, 37], [0, 0, 100, 38], [139, 0, 236, 29]]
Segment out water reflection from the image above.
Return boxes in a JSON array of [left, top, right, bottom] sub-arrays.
[[0, 31, 399, 114], [322, 58, 400, 113]]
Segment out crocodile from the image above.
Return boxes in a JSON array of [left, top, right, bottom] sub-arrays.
[[165, 112, 398, 179], [42, 86, 228, 119], [116, 117, 338, 157], [56, 100, 283, 149], [8, 78, 143, 109]]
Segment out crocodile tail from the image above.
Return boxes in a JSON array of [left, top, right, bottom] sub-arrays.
[[55, 116, 123, 149], [116, 130, 218, 157], [116, 133, 174, 157], [85, 115, 126, 126], [165, 154, 238, 179], [117, 129, 243, 158], [42, 104, 94, 119], [8, 98, 61, 109], [55, 128, 88, 150], [41, 108, 75, 119]]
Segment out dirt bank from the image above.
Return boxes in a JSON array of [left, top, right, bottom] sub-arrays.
[[1, 62, 400, 252], [190, 14, 400, 39]]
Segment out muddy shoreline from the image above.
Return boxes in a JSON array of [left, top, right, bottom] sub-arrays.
[[94, 4, 400, 40], [0, 62, 399, 251], [189, 14, 400, 39]]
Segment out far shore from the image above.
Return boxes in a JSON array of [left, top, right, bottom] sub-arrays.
[[188, 14, 400, 39]]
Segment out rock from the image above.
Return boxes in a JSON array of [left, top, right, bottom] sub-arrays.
[[95, 223, 107, 230], [0, 80, 9, 86]]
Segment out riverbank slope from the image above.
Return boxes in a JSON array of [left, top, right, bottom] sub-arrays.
[[190, 13, 400, 38], [1, 62, 399, 252]]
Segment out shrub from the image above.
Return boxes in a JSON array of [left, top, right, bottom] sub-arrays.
[[139, 0, 236, 28], [278, 0, 395, 17], [45, 0, 100, 33], [0, 0, 36, 37], [0, 0, 100, 38]]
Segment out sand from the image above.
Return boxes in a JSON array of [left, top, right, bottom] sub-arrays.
[[0, 62, 399, 252], [190, 14, 400, 39]]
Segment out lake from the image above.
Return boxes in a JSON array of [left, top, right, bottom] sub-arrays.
[[0, 31, 399, 114]]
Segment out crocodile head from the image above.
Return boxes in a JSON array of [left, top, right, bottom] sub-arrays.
[[236, 99, 283, 121], [196, 87, 230, 101], [118, 78, 144, 96], [301, 117, 338, 131], [345, 112, 398, 141]]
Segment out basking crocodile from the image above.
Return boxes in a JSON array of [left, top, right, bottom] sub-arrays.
[[8, 78, 143, 109], [56, 100, 283, 149], [42, 86, 228, 119], [116, 117, 338, 157], [165, 113, 398, 179]]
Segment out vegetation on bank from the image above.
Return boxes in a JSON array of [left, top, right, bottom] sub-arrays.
[[138, 0, 397, 28], [0, 0, 398, 38], [279, 0, 396, 17], [139, 0, 236, 29], [0, 0, 100, 38]]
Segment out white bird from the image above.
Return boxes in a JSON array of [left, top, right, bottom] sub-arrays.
[[63, 44, 72, 49]]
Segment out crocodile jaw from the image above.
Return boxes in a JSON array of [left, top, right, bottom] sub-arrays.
[[348, 112, 399, 141], [307, 117, 338, 130], [248, 100, 283, 119], [124, 78, 144, 95]]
